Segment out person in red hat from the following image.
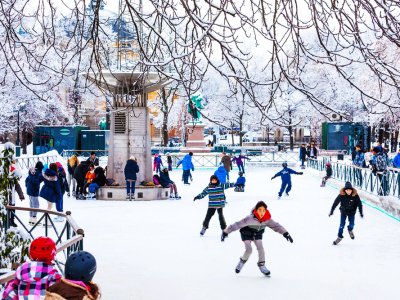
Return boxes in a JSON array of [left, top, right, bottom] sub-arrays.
[[1, 236, 61, 299], [221, 201, 293, 276]]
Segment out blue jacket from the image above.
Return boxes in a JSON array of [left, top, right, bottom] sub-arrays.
[[25, 168, 44, 197], [272, 167, 300, 183], [353, 151, 365, 167], [235, 176, 246, 186], [214, 166, 227, 184], [39, 169, 61, 203], [124, 159, 140, 180], [393, 153, 400, 168], [177, 154, 194, 171]]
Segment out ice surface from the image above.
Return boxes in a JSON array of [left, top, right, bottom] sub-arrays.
[[12, 164, 400, 300]]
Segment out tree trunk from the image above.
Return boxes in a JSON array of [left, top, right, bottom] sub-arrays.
[[161, 88, 169, 147], [22, 128, 27, 154], [288, 125, 294, 151]]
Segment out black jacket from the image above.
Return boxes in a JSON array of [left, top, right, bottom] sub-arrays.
[[159, 171, 173, 187], [74, 161, 90, 184], [330, 188, 363, 216], [92, 167, 107, 186], [124, 159, 139, 180], [86, 157, 99, 166]]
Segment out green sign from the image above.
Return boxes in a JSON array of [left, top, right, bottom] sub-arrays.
[[59, 129, 70, 136]]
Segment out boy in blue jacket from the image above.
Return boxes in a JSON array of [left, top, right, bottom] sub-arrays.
[[234, 172, 246, 192], [271, 163, 303, 199]]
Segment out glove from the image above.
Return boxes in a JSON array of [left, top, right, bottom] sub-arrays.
[[221, 231, 228, 242], [360, 213, 364, 218], [193, 196, 199, 201], [329, 213, 333, 217], [192, 168, 194, 172], [271, 177, 275, 180], [283, 232, 293, 243], [298, 172, 303, 175]]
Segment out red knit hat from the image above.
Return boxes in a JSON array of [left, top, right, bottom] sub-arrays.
[[30, 237, 56, 264]]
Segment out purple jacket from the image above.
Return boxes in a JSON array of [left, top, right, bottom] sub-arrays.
[[231, 155, 249, 166], [225, 214, 287, 235], [2, 261, 61, 299]]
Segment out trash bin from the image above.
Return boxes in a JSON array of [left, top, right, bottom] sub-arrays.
[[337, 151, 344, 160], [15, 146, 21, 157]]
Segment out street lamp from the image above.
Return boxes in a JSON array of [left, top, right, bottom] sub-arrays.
[[13, 102, 26, 146]]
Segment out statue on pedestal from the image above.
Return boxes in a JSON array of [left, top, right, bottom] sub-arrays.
[[187, 94, 204, 123]]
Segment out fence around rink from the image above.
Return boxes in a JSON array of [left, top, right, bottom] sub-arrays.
[[307, 158, 400, 199], [0, 208, 84, 286]]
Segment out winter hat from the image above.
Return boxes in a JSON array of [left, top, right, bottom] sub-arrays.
[[372, 146, 380, 153], [35, 161, 44, 171], [189, 152, 193, 156], [344, 181, 353, 190], [210, 175, 219, 184], [326, 161, 331, 167], [30, 236, 57, 264], [155, 153, 159, 157]]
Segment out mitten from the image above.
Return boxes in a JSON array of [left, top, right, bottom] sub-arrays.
[[298, 172, 303, 175], [360, 213, 364, 218], [329, 212, 333, 217], [283, 232, 293, 243], [193, 196, 199, 201], [221, 231, 228, 242]]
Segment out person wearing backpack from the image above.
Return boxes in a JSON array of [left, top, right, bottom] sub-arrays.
[[370, 146, 388, 195]]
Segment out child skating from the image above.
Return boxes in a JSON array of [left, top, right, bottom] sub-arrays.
[[329, 181, 363, 245], [221, 201, 293, 276], [234, 172, 246, 192], [271, 162, 303, 199], [320, 161, 332, 187], [193, 175, 234, 236]]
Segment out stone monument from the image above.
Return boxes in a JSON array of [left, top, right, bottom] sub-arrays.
[[84, 70, 171, 200], [184, 93, 208, 150]]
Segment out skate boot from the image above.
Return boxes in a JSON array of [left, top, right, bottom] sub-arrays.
[[200, 227, 207, 236], [285, 192, 289, 197], [170, 194, 175, 199], [257, 262, 271, 276], [126, 194, 130, 200], [277, 196, 281, 200], [333, 237, 343, 245], [174, 194, 182, 199], [28, 217, 34, 226], [67, 192, 70, 197], [235, 258, 247, 273], [9, 219, 18, 227], [348, 230, 355, 239]]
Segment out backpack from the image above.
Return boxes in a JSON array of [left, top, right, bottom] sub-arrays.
[[375, 153, 387, 172]]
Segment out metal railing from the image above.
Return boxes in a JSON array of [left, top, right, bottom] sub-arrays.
[[61, 150, 109, 158], [0, 207, 84, 285], [15, 155, 58, 170], [162, 152, 300, 168], [308, 159, 400, 198]]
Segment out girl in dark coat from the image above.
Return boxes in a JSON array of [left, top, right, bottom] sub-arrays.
[[40, 163, 62, 211], [329, 181, 363, 245], [159, 167, 181, 199], [25, 161, 44, 225], [124, 156, 139, 200], [320, 161, 333, 187], [221, 201, 293, 275]]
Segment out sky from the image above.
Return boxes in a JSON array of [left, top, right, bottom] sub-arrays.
[[5, 154, 400, 300]]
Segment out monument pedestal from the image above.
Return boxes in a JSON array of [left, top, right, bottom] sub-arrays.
[[185, 123, 206, 148]]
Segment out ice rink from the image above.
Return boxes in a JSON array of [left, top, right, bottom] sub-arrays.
[[12, 164, 400, 300]]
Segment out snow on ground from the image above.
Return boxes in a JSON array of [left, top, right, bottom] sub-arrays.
[[13, 165, 400, 300]]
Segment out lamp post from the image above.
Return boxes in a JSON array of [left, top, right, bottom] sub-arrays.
[[14, 102, 26, 146]]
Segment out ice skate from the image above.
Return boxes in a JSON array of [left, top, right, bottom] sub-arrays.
[[257, 262, 271, 276], [277, 196, 281, 200], [333, 237, 342, 245], [170, 194, 174, 199], [200, 227, 207, 236], [28, 217, 34, 225], [235, 258, 247, 274], [285, 192, 289, 197], [126, 194, 130, 200], [348, 230, 355, 239], [174, 195, 182, 199]]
